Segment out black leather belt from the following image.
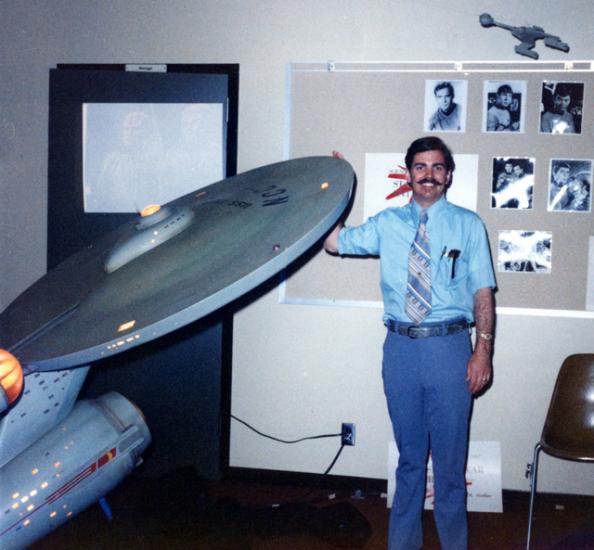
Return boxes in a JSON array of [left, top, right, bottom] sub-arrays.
[[385, 319, 470, 339]]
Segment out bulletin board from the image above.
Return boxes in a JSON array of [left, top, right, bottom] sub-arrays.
[[283, 61, 594, 313]]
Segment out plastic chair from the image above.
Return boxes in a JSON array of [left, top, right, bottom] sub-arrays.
[[526, 353, 594, 549]]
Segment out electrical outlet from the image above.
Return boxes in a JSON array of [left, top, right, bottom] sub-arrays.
[[341, 423, 356, 446]]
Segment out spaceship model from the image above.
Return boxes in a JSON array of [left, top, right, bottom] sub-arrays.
[[479, 13, 570, 59], [0, 156, 355, 549]]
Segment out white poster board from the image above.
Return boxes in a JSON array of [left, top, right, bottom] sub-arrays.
[[364, 153, 479, 221]]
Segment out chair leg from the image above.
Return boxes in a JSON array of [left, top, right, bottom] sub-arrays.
[[526, 443, 542, 550]]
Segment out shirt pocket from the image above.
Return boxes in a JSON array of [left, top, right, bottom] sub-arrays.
[[436, 243, 468, 289]]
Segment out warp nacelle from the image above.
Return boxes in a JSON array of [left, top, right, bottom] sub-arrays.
[[0, 392, 150, 549]]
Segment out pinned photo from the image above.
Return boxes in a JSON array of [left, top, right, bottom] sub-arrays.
[[548, 159, 592, 212], [483, 80, 527, 133], [424, 80, 468, 133], [491, 157, 534, 209], [498, 230, 552, 273], [540, 81, 584, 134]]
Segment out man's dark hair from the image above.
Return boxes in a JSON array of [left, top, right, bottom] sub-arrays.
[[405, 136, 455, 173], [434, 81, 454, 98], [497, 84, 513, 95], [553, 161, 571, 173], [554, 83, 571, 98]]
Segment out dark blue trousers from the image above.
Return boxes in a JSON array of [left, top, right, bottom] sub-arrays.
[[383, 328, 472, 550]]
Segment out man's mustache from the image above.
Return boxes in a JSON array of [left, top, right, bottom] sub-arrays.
[[417, 178, 444, 186]]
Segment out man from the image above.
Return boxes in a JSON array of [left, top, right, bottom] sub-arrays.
[[486, 84, 519, 131], [95, 109, 161, 212], [540, 84, 576, 134], [492, 160, 517, 207], [325, 137, 496, 550], [494, 160, 514, 192], [512, 164, 524, 180], [428, 82, 461, 132], [566, 177, 590, 211], [549, 161, 572, 210]]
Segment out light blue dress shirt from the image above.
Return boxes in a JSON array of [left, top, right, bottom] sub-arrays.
[[338, 196, 496, 323]]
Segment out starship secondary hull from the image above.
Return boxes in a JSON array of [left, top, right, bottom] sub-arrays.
[[0, 392, 151, 549], [0, 156, 354, 372]]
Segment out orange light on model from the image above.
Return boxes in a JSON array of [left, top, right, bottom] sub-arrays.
[[140, 204, 161, 217], [117, 320, 136, 333], [0, 349, 23, 407]]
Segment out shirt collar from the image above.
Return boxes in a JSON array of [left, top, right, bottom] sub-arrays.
[[411, 195, 447, 224]]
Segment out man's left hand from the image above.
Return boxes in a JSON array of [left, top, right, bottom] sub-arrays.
[[466, 351, 492, 394]]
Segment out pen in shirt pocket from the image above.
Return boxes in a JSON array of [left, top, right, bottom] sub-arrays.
[[448, 249, 461, 278]]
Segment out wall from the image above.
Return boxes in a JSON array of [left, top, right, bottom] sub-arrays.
[[1, 0, 593, 493]]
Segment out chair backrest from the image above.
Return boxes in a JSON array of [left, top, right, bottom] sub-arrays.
[[541, 353, 594, 461]]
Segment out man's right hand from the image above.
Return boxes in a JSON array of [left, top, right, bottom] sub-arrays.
[[324, 151, 347, 253], [324, 222, 343, 254]]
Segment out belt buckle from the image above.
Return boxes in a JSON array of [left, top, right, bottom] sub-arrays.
[[447, 322, 459, 335], [406, 326, 420, 338]]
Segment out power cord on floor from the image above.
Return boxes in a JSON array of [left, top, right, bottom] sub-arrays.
[[230, 414, 348, 502]]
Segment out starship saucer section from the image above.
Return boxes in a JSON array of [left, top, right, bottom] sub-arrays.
[[0, 157, 354, 371]]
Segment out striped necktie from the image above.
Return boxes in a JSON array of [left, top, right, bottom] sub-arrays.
[[405, 210, 431, 324]]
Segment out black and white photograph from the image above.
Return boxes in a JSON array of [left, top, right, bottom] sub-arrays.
[[424, 80, 468, 132], [548, 159, 592, 212], [498, 230, 552, 273], [491, 157, 535, 209], [83, 102, 224, 213], [540, 81, 584, 135], [483, 80, 527, 133]]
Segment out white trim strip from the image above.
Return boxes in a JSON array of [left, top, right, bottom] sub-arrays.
[[290, 60, 594, 74], [278, 287, 594, 319]]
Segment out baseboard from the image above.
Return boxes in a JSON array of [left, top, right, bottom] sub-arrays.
[[225, 468, 594, 505], [226, 466, 387, 494]]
